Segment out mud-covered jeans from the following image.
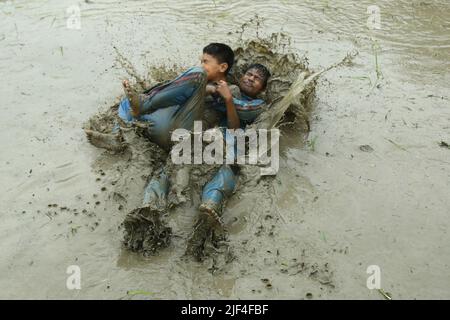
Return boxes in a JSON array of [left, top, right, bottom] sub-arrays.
[[118, 66, 207, 150], [201, 164, 238, 215]]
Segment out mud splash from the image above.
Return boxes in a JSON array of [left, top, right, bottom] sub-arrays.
[[83, 32, 338, 266], [232, 33, 315, 131]]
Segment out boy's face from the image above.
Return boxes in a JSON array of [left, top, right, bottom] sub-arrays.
[[239, 68, 266, 98], [201, 53, 228, 81]]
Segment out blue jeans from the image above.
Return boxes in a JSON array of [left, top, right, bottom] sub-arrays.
[[201, 165, 238, 215]]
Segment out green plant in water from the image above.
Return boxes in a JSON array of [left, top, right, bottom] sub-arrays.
[[126, 290, 154, 297], [307, 136, 318, 151], [371, 39, 383, 81]]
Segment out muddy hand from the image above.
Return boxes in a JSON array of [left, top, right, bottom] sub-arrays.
[[215, 80, 233, 101]]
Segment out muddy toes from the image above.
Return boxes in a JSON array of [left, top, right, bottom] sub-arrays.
[[199, 204, 223, 226], [85, 129, 127, 152], [122, 79, 131, 92]]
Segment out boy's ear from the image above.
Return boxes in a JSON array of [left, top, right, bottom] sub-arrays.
[[219, 62, 229, 74]]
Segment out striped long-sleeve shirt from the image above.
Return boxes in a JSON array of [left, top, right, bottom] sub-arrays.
[[205, 84, 266, 128]]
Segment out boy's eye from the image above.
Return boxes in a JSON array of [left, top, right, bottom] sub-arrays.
[[246, 72, 262, 81]]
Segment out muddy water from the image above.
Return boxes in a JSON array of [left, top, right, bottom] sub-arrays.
[[1, 0, 449, 299]]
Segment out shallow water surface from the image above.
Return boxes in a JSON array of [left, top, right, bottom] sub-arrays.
[[0, 0, 449, 299]]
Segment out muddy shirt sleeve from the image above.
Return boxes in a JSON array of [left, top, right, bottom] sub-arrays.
[[229, 84, 268, 125]]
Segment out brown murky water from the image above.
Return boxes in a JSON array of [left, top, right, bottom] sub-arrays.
[[0, 0, 449, 299]]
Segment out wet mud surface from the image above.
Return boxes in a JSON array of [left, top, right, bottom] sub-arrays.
[[1, 0, 449, 299], [83, 33, 324, 267]]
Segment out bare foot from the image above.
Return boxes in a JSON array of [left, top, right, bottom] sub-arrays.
[[122, 79, 141, 117], [199, 203, 223, 226], [84, 129, 127, 152]]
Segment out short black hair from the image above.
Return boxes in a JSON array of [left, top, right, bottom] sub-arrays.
[[203, 43, 235, 75], [245, 63, 271, 88]]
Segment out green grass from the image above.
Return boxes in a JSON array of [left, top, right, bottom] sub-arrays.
[[371, 39, 383, 81], [126, 290, 154, 297], [307, 136, 318, 151]]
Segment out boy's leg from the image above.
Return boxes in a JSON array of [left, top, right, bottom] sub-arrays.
[[200, 165, 239, 222], [140, 159, 191, 210], [167, 67, 207, 132], [139, 67, 207, 115], [118, 67, 207, 150], [142, 168, 169, 211], [144, 67, 207, 149]]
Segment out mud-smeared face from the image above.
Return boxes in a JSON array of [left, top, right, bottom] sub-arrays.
[[239, 68, 266, 98], [201, 53, 228, 81]]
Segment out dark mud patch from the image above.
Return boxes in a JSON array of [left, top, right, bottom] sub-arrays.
[[359, 144, 374, 152], [439, 141, 449, 149], [122, 207, 172, 256]]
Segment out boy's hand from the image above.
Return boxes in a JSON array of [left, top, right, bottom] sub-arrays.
[[216, 80, 233, 102]]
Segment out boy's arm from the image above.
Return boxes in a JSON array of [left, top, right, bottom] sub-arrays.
[[216, 80, 240, 129], [224, 97, 240, 130]]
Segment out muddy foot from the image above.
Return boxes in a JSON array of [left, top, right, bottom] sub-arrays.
[[122, 206, 172, 256], [199, 203, 223, 226], [122, 79, 141, 117], [185, 214, 227, 262], [85, 129, 127, 152]]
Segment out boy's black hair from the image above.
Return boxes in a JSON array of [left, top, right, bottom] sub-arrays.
[[245, 63, 271, 88], [203, 43, 235, 75]]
